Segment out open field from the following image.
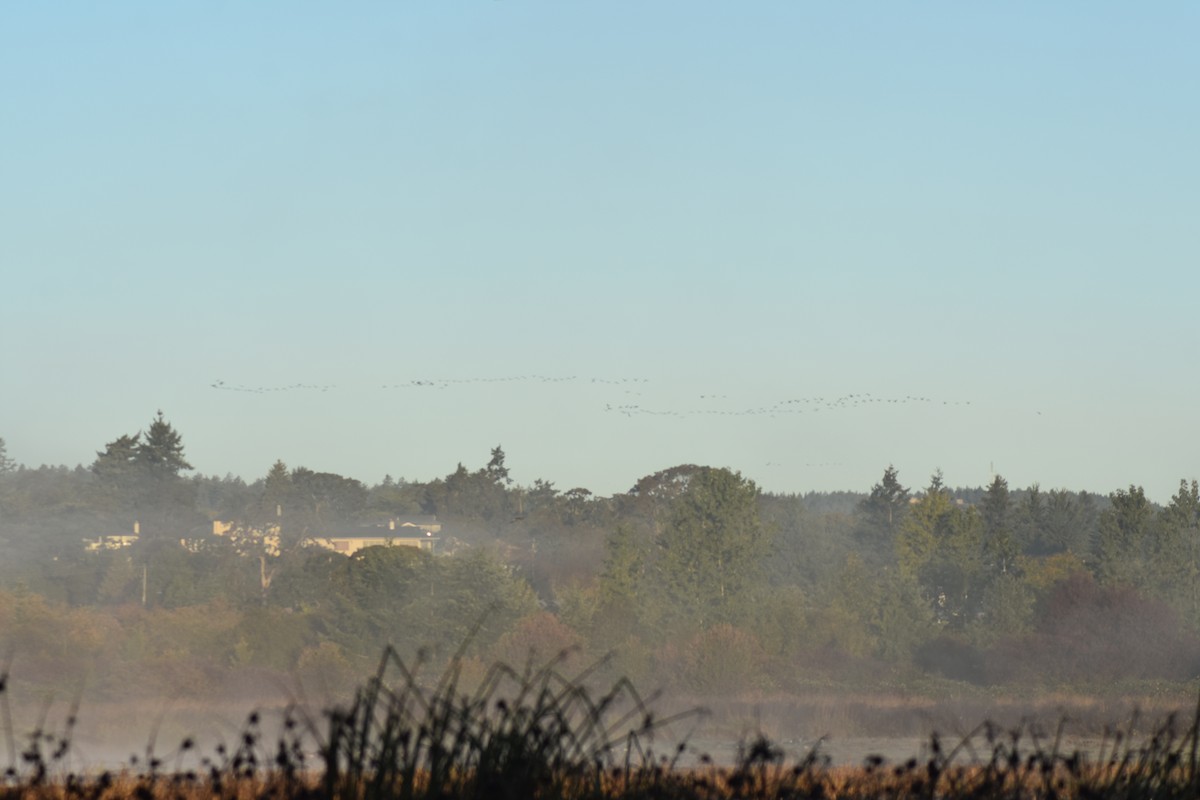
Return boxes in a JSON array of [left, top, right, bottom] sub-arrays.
[[6, 651, 1200, 799]]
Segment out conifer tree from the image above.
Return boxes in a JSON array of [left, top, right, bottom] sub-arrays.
[[856, 464, 909, 565], [0, 437, 14, 475], [1096, 485, 1153, 587], [137, 410, 192, 477], [980, 475, 1017, 574]]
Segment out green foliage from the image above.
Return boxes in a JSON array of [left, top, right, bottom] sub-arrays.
[[1017, 485, 1099, 558], [655, 467, 768, 631], [88, 412, 200, 536], [398, 548, 539, 659], [1096, 485, 1155, 588], [896, 473, 984, 624], [1040, 488, 1097, 555], [420, 449, 516, 526], [251, 459, 292, 525], [809, 554, 930, 665], [340, 545, 426, 610], [13, 432, 1200, 702], [855, 464, 908, 565], [367, 475, 425, 517], [191, 472, 252, 519], [290, 467, 369, 530], [230, 606, 313, 670], [978, 572, 1035, 638], [618, 464, 706, 535], [741, 584, 808, 661], [89, 432, 142, 512], [980, 475, 1017, 574], [486, 444, 511, 484], [1151, 479, 1200, 621], [269, 547, 349, 610], [760, 494, 853, 592], [598, 524, 646, 607], [138, 410, 193, 476]]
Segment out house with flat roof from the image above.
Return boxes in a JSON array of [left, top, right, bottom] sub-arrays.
[[308, 519, 438, 556]]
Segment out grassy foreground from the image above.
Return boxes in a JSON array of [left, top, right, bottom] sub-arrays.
[[4, 649, 1200, 799]]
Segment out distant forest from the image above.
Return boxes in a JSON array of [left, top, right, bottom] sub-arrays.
[[0, 413, 1198, 702]]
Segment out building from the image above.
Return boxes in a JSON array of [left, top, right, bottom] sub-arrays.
[[209, 516, 440, 557], [307, 532, 436, 556], [84, 521, 140, 552], [211, 520, 282, 556], [308, 519, 439, 556]]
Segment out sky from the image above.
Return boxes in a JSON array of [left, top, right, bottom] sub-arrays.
[[2, 3, 1197, 500]]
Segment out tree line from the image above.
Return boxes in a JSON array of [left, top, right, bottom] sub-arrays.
[[0, 416, 1198, 700]]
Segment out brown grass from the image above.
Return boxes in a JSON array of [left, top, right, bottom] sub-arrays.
[[5, 652, 1200, 799]]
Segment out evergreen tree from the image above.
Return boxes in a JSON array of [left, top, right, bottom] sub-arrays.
[[1096, 485, 1154, 587], [0, 437, 15, 475], [137, 411, 193, 477], [980, 475, 1017, 574], [1155, 479, 1200, 619], [90, 413, 197, 534], [1015, 484, 1046, 554], [856, 464, 909, 566], [421, 449, 514, 525], [486, 445, 511, 485], [90, 433, 143, 513], [1040, 489, 1095, 555], [92, 433, 141, 482], [257, 460, 292, 522], [896, 472, 984, 623], [600, 523, 647, 605]]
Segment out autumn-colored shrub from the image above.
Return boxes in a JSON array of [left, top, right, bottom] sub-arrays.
[[489, 610, 584, 667], [986, 573, 1200, 685], [675, 624, 768, 695]]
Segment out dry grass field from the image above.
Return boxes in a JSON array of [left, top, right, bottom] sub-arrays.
[[5, 651, 1200, 799]]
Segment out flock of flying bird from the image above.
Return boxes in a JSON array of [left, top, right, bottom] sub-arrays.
[[605, 392, 972, 419], [209, 376, 987, 474], [211, 376, 649, 394], [210, 380, 335, 394], [210, 378, 973, 420]]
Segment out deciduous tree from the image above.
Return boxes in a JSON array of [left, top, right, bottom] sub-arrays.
[[656, 467, 767, 629]]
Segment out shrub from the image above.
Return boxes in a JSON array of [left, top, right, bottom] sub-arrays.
[[986, 572, 1200, 685], [914, 635, 986, 684], [678, 624, 767, 695]]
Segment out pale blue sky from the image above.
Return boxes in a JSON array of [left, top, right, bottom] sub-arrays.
[[3, 3, 1197, 499]]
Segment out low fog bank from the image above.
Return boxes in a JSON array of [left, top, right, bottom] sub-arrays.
[[7, 661, 1198, 772]]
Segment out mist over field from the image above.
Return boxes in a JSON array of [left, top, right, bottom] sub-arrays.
[[1, 421, 1199, 767]]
